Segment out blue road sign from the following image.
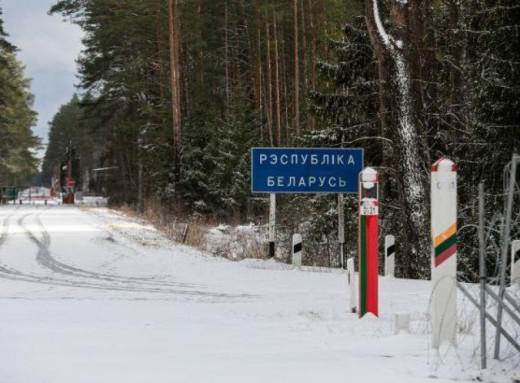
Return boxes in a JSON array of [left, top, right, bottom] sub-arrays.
[[251, 148, 363, 193]]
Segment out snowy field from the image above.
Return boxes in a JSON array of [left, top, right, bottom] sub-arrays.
[[0, 205, 517, 383]]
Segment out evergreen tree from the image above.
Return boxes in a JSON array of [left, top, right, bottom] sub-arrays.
[[41, 94, 93, 188], [0, 18, 40, 186]]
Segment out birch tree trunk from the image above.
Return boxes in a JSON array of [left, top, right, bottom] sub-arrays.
[[365, 0, 430, 277]]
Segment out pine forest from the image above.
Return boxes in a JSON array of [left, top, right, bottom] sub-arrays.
[[2, 0, 519, 280]]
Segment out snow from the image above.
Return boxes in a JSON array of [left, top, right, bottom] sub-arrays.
[[205, 223, 265, 259], [0, 206, 517, 382], [373, 0, 391, 48]]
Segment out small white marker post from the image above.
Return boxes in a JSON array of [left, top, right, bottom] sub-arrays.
[[347, 257, 357, 313], [511, 240, 520, 287], [393, 313, 410, 335], [269, 193, 276, 258], [431, 158, 457, 348], [292, 233, 302, 268], [385, 235, 395, 277], [338, 193, 345, 268]]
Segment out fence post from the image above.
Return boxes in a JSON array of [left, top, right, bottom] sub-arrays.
[[478, 183, 487, 369], [292, 233, 302, 268], [495, 154, 519, 359], [511, 240, 520, 287], [431, 158, 457, 348], [385, 235, 395, 277], [338, 194, 345, 269], [269, 193, 276, 258]]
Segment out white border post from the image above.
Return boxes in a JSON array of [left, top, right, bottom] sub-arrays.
[[385, 235, 395, 277], [512, 240, 520, 287], [292, 233, 302, 268], [338, 193, 345, 268], [431, 158, 457, 348], [269, 193, 276, 258], [347, 257, 357, 313]]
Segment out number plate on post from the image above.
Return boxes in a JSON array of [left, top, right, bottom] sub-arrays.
[[361, 205, 378, 216]]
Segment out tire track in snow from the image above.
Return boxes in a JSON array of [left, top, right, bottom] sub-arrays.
[[26, 210, 202, 290], [0, 208, 245, 299], [0, 212, 11, 247]]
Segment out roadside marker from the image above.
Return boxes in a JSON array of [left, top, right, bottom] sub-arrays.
[[431, 158, 457, 348]]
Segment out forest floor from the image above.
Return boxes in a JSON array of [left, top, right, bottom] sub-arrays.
[[0, 205, 518, 383]]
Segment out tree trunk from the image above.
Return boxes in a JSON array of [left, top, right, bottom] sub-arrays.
[[293, 0, 300, 138], [224, 2, 230, 104], [265, 14, 274, 147], [168, 0, 182, 210], [273, 12, 282, 147], [254, 0, 263, 139], [307, 0, 317, 131], [365, 0, 430, 278]]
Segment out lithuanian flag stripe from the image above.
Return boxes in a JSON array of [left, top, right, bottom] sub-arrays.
[[435, 233, 457, 256], [433, 227, 457, 267], [433, 223, 457, 247]]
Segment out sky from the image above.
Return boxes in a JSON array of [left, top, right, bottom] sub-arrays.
[[2, 0, 84, 158]]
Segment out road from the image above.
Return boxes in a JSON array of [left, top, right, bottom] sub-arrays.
[[0, 205, 481, 383]]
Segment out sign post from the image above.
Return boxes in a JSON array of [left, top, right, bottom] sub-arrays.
[[338, 194, 345, 268], [512, 240, 520, 287], [251, 148, 363, 194], [358, 167, 379, 318], [269, 193, 276, 258], [251, 147, 363, 259], [385, 235, 395, 277], [431, 158, 457, 348]]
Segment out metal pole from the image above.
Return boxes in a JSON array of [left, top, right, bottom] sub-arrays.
[[504, 290, 520, 313], [494, 154, 518, 359], [478, 183, 487, 369], [484, 285, 520, 327], [338, 193, 345, 268], [269, 193, 276, 258]]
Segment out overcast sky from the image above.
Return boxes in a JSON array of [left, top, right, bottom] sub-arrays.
[[2, 0, 84, 157]]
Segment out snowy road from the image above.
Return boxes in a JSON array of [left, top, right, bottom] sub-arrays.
[[0, 206, 484, 382]]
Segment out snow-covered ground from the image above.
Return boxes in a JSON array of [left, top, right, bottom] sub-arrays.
[[0, 206, 517, 382]]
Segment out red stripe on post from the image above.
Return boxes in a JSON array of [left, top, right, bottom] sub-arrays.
[[434, 244, 457, 267], [432, 157, 457, 172]]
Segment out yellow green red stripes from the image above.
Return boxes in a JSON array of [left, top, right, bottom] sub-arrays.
[[433, 223, 456, 247], [433, 225, 457, 267]]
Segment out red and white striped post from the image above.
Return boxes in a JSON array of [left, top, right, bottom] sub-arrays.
[[431, 158, 457, 348], [358, 167, 379, 318]]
